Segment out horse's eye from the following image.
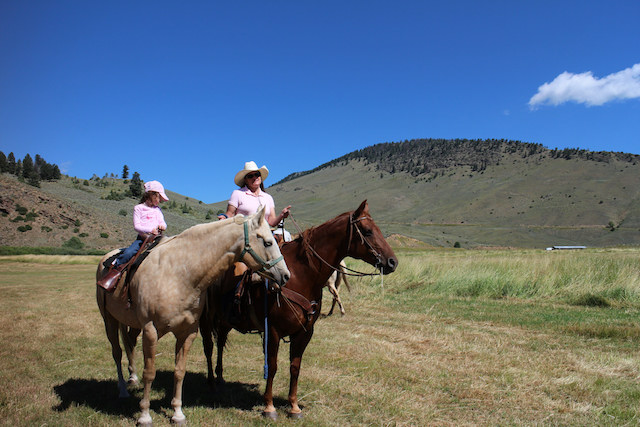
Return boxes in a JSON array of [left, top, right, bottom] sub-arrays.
[[264, 240, 273, 247], [363, 229, 373, 237]]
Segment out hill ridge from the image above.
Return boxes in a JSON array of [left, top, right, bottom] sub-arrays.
[[275, 139, 640, 185]]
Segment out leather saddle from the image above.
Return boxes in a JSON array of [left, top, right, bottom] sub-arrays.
[[97, 233, 162, 293]]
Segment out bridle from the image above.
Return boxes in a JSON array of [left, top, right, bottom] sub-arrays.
[[240, 219, 284, 281], [288, 213, 383, 278], [347, 215, 384, 265]]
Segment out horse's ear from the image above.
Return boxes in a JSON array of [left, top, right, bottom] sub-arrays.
[[353, 200, 368, 219], [255, 205, 266, 226]]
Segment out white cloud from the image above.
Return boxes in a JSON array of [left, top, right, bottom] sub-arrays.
[[529, 63, 640, 108]]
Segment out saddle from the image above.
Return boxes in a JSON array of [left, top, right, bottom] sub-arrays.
[[97, 233, 163, 295], [224, 270, 318, 334]]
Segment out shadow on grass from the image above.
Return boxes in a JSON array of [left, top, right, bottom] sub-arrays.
[[53, 369, 288, 419]]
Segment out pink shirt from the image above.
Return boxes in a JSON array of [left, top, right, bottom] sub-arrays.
[[228, 187, 275, 218], [133, 203, 167, 236]]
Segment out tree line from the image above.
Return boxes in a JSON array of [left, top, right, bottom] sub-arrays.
[[0, 151, 61, 187], [275, 139, 640, 184]]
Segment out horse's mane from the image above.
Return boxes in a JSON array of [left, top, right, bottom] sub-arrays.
[[290, 211, 351, 268], [161, 216, 243, 247]]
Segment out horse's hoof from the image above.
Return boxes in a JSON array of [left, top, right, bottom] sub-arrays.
[[262, 410, 278, 420], [171, 416, 187, 425], [288, 411, 303, 420], [137, 419, 153, 427]]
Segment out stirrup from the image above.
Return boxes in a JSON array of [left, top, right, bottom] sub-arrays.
[[97, 265, 124, 292]]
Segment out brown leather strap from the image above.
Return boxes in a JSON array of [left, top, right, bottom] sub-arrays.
[[281, 287, 317, 318]]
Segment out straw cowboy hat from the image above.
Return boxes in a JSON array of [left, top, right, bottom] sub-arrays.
[[234, 161, 269, 187], [144, 180, 169, 201]]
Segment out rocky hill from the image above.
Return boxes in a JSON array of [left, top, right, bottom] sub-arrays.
[[0, 174, 216, 251]]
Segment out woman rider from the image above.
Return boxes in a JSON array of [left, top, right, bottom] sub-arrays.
[[218, 161, 291, 226]]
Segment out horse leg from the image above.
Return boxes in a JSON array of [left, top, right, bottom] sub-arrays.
[[334, 272, 346, 315], [335, 290, 346, 316], [103, 312, 129, 398], [121, 325, 140, 386], [199, 315, 216, 387], [170, 327, 198, 425], [262, 328, 280, 419], [327, 284, 339, 316], [287, 329, 314, 418], [215, 324, 231, 386], [138, 322, 158, 427]]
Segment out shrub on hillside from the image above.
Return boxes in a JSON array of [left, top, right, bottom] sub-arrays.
[[63, 237, 84, 250], [105, 190, 126, 201]]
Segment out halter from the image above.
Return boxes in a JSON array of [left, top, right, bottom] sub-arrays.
[[240, 219, 284, 277], [347, 215, 384, 265]]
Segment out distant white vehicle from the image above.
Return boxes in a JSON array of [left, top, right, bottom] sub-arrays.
[[546, 246, 587, 251]]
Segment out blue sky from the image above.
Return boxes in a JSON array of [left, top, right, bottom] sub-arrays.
[[1, 1, 639, 203]]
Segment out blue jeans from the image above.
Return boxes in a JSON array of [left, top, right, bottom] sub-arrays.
[[115, 238, 143, 266]]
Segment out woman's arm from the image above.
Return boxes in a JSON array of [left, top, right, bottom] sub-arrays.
[[218, 204, 237, 220], [268, 205, 291, 227]]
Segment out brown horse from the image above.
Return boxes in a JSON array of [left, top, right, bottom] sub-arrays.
[[200, 200, 397, 419], [96, 208, 290, 426]]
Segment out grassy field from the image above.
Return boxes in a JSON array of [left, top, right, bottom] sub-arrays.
[[1, 249, 639, 426]]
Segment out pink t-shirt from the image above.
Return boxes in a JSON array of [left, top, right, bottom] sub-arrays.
[[133, 203, 167, 236], [228, 187, 275, 218]]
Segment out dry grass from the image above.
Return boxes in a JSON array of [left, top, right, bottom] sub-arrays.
[[1, 251, 639, 426]]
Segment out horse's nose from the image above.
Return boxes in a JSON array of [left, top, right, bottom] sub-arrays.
[[386, 257, 398, 272]]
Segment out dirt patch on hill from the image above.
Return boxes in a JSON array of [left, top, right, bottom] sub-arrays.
[[0, 175, 128, 249]]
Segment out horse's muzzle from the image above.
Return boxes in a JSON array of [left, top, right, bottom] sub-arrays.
[[378, 256, 398, 274]]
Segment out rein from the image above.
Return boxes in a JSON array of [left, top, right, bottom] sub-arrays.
[[287, 213, 382, 278]]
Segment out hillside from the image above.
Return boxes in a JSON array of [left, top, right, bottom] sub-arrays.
[[2, 139, 640, 250], [0, 174, 217, 250], [267, 139, 640, 248]]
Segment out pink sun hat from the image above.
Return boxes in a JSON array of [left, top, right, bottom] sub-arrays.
[[144, 180, 169, 201]]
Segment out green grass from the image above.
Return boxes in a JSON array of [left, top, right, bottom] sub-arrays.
[[0, 245, 107, 256], [1, 249, 640, 425]]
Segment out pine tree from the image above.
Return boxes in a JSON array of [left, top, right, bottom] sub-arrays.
[[7, 152, 16, 174], [0, 151, 7, 173], [27, 171, 41, 187], [22, 154, 34, 179], [129, 172, 143, 198], [122, 165, 129, 180]]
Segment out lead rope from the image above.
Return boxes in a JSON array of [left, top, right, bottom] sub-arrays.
[[263, 278, 269, 380]]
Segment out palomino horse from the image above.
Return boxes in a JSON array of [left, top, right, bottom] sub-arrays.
[[96, 207, 289, 426], [200, 200, 397, 419]]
